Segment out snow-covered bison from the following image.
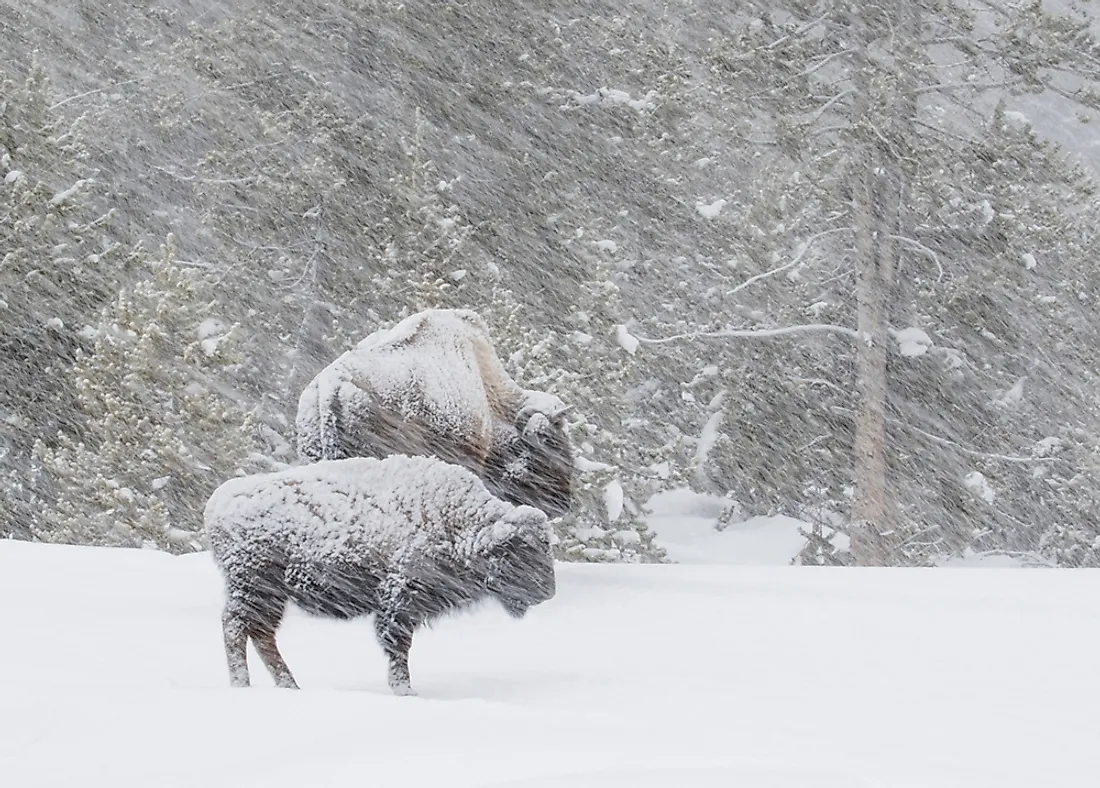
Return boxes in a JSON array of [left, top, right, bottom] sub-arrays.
[[295, 308, 574, 519], [205, 453, 557, 695]]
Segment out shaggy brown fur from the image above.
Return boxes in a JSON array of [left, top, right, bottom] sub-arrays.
[[205, 455, 557, 695], [295, 309, 574, 518]]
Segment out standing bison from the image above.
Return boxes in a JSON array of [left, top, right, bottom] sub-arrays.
[[295, 308, 574, 518], [205, 453, 557, 695]]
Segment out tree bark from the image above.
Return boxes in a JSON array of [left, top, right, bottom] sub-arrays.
[[847, 2, 913, 565], [851, 154, 896, 566]]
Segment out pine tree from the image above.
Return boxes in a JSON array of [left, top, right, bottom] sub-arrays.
[[1, 54, 130, 538], [35, 235, 256, 552], [627, 1, 1100, 566], [507, 247, 667, 562]]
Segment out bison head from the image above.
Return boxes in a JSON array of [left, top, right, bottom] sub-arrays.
[[484, 506, 557, 619], [485, 402, 574, 519]]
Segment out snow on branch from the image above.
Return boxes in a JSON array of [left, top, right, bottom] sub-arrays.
[[900, 424, 1062, 465], [635, 322, 858, 346], [891, 327, 933, 358], [615, 324, 639, 355], [831, 406, 1065, 465], [728, 227, 850, 298], [48, 179, 92, 207]]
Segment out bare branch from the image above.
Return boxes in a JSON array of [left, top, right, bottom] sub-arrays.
[[829, 404, 1066, 465], [766, 14, 829, 49], [954, 550, 1056, 568], [153, 166, 256, 186], [889, 234, 944, 282], [915, 77, 1024, 94], [809, 123, 850, 138], [49, 79, 139, 111], [800, 50, 853, 77], [899, 423, 1062, 464], [636, 323, 858, 346], [728, 226, 850, 297], [806, 88, 855, 124], [796, 434, 832, 453], [790, 377, 847, 394]]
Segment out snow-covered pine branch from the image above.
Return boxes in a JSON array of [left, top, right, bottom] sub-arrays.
[[634, 323, 859, 346]]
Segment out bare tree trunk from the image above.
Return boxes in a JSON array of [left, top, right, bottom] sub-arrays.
[[847, 3, 913, 565], [851, 157, 896, 566]]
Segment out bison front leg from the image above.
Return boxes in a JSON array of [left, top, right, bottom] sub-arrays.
[[222, 593, 297, 689], [374, 613, 417, 696]]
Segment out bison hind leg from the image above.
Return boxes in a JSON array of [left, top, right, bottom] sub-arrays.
[[222, 593, 298, 689], [374, 613, 417, 697]]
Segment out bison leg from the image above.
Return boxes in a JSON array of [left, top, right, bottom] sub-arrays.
[[374, 613, 417, 696], [222, 590, 296, 689], [250, 626, 299, 690], [222, 606, 251, 688]]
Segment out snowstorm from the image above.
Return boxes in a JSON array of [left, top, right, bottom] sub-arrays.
[[2, 0, 1099, 785]]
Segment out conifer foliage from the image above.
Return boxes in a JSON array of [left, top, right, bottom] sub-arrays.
[[35, 236, 255, 553], [1, 56, 129, 538]]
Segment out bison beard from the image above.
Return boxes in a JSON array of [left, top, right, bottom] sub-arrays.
[[205, 455, 557, 696]]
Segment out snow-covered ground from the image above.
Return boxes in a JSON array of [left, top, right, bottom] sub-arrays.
[[1, 539, 1098, 788], [646, 487, 809, 565], [644, 488, 1042, 568]]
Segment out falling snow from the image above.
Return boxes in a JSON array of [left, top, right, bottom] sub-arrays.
[[4, 1, 1100, 782]]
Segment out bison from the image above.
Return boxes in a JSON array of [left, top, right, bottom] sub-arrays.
[[204, 453, 557, 695], [295, 308, 574, 519]]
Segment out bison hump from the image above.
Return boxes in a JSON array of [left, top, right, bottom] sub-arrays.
[[339, 310, 529, 455]]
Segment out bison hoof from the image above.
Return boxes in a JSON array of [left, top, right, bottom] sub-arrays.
[[390, 683, 418, 697]]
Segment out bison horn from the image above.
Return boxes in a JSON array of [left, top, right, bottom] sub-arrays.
[[550, 403, 574, 420]]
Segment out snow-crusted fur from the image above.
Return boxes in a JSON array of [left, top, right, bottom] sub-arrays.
[[295, 308, 574, 519], [204, 454, 557, 695]]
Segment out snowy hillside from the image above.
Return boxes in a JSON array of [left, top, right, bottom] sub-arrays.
[[1, 540, 1097, 787]]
